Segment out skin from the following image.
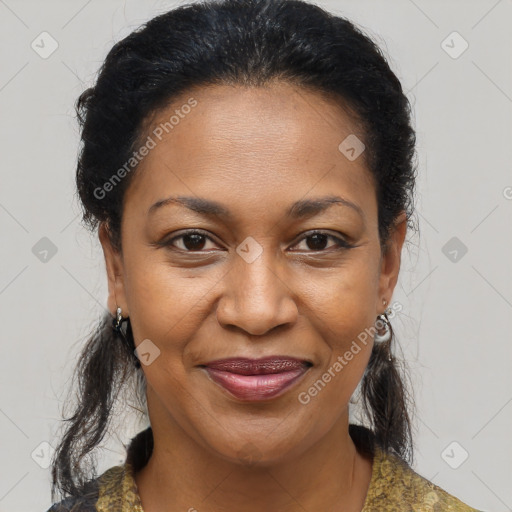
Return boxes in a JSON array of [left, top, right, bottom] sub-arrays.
[[99, 81, 407, 512]]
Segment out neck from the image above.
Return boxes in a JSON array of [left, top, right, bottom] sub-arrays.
[[134, 392, 373, 512]]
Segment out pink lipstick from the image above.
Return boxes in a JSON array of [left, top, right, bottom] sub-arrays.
[[202, 357, 311, 401]]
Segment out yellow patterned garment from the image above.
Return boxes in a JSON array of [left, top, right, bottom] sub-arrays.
[[48, 425, 483, 512]]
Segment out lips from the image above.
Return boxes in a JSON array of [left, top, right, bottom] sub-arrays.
[[202, 357, 312, 401]]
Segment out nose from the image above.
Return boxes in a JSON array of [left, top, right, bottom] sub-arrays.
[[215, 252, 298, 337]]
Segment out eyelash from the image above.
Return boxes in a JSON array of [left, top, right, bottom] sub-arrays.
[[160, 229, 354, 253]]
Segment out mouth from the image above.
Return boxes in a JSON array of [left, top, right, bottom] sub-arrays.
[[201, 357, 313, 401]]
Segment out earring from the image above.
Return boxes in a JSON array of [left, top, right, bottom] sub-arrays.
[[112, 307, 141, 369], [374, 299, 393, 362], [112, 306, 126, 332]]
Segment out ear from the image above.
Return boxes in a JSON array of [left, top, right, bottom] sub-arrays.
[[377, 211, 407, 311], [98, 222, 129, 317]]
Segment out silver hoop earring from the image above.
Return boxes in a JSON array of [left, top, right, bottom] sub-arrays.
[[374, 307, 392, 344], [373, 305, 393, 362]]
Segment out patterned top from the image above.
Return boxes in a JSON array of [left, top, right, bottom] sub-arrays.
[[47, 425, 482, 512]]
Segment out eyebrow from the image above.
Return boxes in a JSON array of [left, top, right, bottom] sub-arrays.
[[147, 195, 365, 222]]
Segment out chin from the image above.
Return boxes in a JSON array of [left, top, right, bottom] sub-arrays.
[[209, 433, 306, 469]]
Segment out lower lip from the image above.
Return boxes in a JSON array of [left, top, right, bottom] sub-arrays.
[[204, 366, 309, 401]]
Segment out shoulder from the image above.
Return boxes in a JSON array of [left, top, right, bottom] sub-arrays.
[[364, 446, 482, 511], [45, 465, 125, 512], [46, 496, 97, 512], [45, 484, 98, 512]]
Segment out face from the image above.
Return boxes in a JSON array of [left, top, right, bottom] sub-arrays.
[[100, 81, 406, 465]]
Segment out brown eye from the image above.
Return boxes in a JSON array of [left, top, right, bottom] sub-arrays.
[[178, 233, 208, 251], [304, 233, 330, 251], [158, 229, 353, 254], [164, 230, 219, 252], [291, 231, 353, 252]]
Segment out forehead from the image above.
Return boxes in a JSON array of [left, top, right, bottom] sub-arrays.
[[124, 82, 376, 223]]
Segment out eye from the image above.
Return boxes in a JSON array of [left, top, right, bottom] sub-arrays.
[[290, 230, 353, 252], [158, 229, 353, 253], [164, 230, 219, 252]]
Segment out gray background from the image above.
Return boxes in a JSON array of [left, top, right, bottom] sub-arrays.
[[0, 0, 511, 510]]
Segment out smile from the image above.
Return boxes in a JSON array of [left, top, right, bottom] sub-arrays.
[[201, 357, 312, 401]]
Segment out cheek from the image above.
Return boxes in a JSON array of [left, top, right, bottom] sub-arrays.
[[300, 257, 377, 394], [303, 253, 379, 340], [122, 253, 235, 406], [122, 246, 219, 338]]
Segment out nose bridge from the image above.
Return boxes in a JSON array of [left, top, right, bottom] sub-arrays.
[[238, 246, 282, 301], [216, 239, 297, 335]]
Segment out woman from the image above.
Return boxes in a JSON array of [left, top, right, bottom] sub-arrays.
[[47, 0, 482, 510]]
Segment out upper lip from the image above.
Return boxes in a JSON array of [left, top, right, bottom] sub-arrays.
[[202, 356, 312, 375]]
